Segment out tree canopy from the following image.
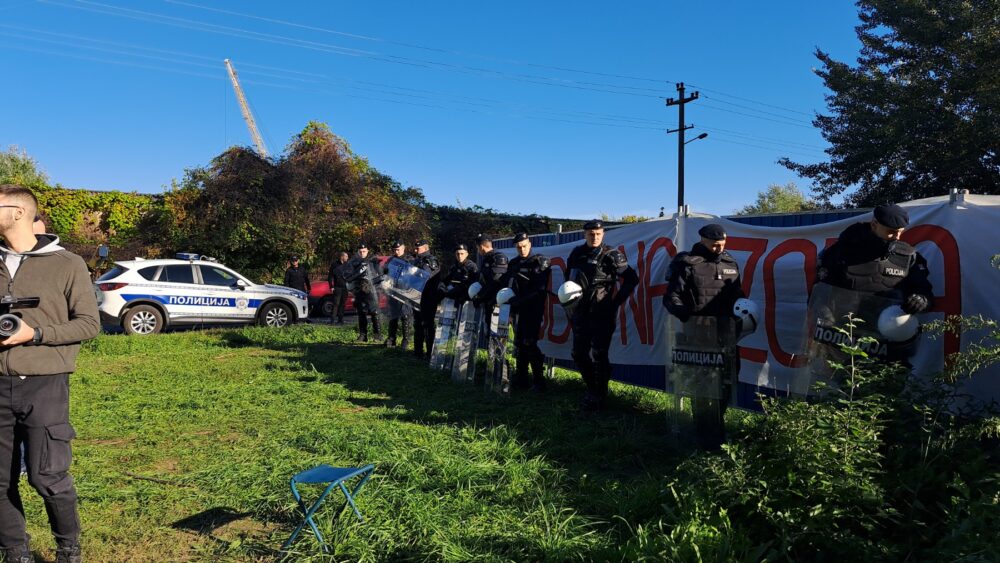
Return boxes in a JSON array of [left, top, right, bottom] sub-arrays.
[[781, 0, 1000, 207], [734, 182, 818, 215]]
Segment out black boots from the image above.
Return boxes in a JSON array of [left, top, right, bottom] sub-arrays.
[[55, 545, 82, 563]]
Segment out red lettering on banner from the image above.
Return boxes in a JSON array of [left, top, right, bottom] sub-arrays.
[[902, 225, 962, 357], [725, 237, 769, 297], [545, 257, 571, 344], [764, 239, 817, 367], [618, 243, 648, 345], [645, 237, 677, 344]]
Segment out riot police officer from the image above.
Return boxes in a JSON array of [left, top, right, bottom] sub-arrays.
[[565, 220, 639, 410], [472, 234, 509, 312], [283, 255, 311, 293], [505, 233, 551, 391], [383, 241, 413, 349], [439, 244, 479, 305], [412, 239, 441, 359], [345, 243, 382, 342], [664, 223, 745, 450], [817, 203, 933, 362]]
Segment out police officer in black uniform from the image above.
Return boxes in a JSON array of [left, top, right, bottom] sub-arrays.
[[383, 241, 413, 349], [412, 239, 441, 359], [327, 251, 350, 325], [438, 244, 479, 305], [472, 234, 509, 313], [345, 243, 382, 342], [817, 204, 933, 362], [283, 255, 311, 293], [664, 223, 745, 450], [505, 233, 552, 391], [565, 220, 639, 410]]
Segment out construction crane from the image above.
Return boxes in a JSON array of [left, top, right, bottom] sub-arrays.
[[224, 58, 269, 159]]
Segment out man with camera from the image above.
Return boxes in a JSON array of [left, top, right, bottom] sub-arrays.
[[0, 185, 100, 563]]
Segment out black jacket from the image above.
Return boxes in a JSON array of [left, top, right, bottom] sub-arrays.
[[565, 243, 639, 317], [505, 253, 551, 315], [283, 265, 311, 292], [664, 243, 744, 321], [328, 261, 349, 289], [440, 259, 479, 304], [817, 222, 933, 301]]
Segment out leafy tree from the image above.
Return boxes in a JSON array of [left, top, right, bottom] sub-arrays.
[[0, 146, 49, 190], [734, 182, 818, 215], [781, 0, 1000, 207]]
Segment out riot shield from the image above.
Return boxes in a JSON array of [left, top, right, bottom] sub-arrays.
[[802, 283, 906, 395], [485, 304, 514, 395], [383, 257, 431, 311], [430, 298, 459, 371], [451, 303, 483, 383], [668, 316, 737, 448]]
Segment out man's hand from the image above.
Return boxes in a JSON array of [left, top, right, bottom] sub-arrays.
[[0, 322, 34, 347], [902, 294, 929, 314]]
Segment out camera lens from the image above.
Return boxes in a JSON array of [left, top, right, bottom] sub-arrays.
[[0, 314, 21, 338]]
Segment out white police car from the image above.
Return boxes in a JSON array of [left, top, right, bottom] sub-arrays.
[[95, 253, 309, 335]]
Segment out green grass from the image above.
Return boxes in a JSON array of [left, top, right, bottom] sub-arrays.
[[18, 324, 742, 561]]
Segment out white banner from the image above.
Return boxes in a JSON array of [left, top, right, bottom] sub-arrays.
[[520, 195, 1000, 406]]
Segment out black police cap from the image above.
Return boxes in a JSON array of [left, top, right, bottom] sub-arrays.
[[513, 232, 529, 243], [357, 243, 368, 250], [873, 204, 909, 229], [454, 243, 468, 252], [415, 239, 429, 247], [290, 255, 299, 261], [698, 223, 727, 241], [583, 219, 604, 230], [475, 233, 492, 245], [391, 240, 404, 249]]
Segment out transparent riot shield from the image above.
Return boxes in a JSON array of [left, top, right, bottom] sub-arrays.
[[383, 257, 431, 312], [485, 304, 514, 396], [668, 316, 737, 448], [802, 283, 905, 396], [451, 303, 483, 383], [430, 298, 459, 371]]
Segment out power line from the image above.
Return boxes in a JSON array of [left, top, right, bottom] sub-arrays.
[[700, 94, 814, 125], [697, 101, 817, 129]]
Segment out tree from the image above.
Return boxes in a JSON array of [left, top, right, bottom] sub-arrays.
[[0, 146, 49, 190], [781, 1, 1000, 207], [735, 182, 818, 215]]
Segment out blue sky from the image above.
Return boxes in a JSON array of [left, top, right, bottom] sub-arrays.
[[1, 1, 862, 218]]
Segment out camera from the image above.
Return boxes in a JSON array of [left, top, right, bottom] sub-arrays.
[[0, 295, 40, 339]]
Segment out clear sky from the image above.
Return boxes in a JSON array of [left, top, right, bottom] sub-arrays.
[[1, 0, 862, 219]]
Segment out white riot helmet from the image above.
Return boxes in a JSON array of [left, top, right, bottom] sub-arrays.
[[496, 287, 515, 305], [558, 281, 583, 304], [732, 298, 760, 332], [877, 305, 919, 342], [467, 281, 483, 299]]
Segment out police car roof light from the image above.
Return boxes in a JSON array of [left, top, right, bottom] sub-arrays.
[[176, 252, 200, 261]]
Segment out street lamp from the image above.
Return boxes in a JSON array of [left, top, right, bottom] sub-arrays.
[[685, 132, 708, 145]]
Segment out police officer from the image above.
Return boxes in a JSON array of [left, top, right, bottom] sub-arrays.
[[283, 255, 311, 293], [565, 220, 639, 410], [383, 241, 413, 349], [412, 239, 441, 359], [345, 243, 382, 342], [664, 223, 745, 450], [327, 251, 350, 325], [505, 233, 551, 391], [472, 234, 509, 313], [439, 244, 479, 306], [817, 203, 933, 362]]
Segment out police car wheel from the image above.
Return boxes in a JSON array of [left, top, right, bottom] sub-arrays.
[[123, 305, 164, 335], [260, 302, 292, 328]]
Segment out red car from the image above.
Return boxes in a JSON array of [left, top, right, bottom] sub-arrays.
[[308, 256, 390, 318]]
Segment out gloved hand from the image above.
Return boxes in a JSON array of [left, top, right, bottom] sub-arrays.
[[670, 306, 692, 323], [902, 294, 929, 314]]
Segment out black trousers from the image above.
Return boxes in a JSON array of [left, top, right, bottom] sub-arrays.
[[513, 310, 545, 387], [0, 374, 80, 549], [413, 310, 436, 357], [330, 287, 348, 322], [570, 308, 617, 400]]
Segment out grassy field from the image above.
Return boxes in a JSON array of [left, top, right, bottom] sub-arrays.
[[19, 323, 741, 562]]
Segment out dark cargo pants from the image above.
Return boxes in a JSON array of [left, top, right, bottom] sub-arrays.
[[0, 374, 80, 549]]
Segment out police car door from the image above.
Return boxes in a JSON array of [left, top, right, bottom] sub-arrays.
[[157, 264, 202, 324], [196, 265, 255, 323]]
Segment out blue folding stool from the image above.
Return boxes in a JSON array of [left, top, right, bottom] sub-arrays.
[[281, 463, 375, 553]]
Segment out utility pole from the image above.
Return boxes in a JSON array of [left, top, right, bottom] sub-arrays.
[[665, 82, 702, 210], [224, 59, 269, 159]]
